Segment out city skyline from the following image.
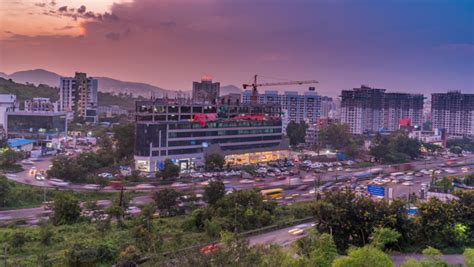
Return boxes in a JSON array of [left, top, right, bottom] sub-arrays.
[[1, 0, 473, 97]]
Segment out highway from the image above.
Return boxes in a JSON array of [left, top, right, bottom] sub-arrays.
[[1, 154, 473, 222], [247, 223, 467, 266]]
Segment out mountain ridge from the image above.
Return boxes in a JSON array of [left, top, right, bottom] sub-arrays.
[[0, 69, 242, 97]]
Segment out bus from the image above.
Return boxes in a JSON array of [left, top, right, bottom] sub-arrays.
[[260, 188, 284, 199]]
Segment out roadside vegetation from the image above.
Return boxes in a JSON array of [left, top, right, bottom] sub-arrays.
[[47, 123, 135, 183], [0, 183, 472, 266]]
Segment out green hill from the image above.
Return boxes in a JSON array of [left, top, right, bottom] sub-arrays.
[[0, 77, 59, 102], [0, 77, 138, 110]]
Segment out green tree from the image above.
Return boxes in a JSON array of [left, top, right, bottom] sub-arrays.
[[10, 232, 27, 248], [0, 149, 24, 169], [415, 198, 458, 248], [205, 153, 225, 171], [286, 121, 308, 146], [449, 146, 463, 155], [370, 227, 401, 251], [155, 159, 180, 180], [112, 124, 135, 162], [39, 221, 54, 246], [418, 246, 449, 267], [332, 245, 393, 267], [464, 248, 474, 267], [0, 176, 11, 207], [153, 189, 181, 216], [305, 232, 338, 267], [51, 192, 81, 225], [318, 123, 352, 150], [204, 179, 226, 205], [370, 131, 421, 163], [47, 155, 85, 182]]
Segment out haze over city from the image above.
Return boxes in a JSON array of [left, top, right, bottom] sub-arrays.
[[1, 0, 473, 96]]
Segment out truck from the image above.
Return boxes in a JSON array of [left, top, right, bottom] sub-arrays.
[[353, 171, 371, 179]]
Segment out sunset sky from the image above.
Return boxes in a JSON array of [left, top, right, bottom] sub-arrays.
[[0, 0, 473, 96]]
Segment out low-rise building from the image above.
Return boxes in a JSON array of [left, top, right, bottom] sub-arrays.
[[5, 111, 67, 141]]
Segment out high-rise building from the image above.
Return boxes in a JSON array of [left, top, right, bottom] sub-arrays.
[[383, 93, 424, 131], [320, 96, 339, 119], [59, 72, 98, 123], [340, 86, 385, 134], [431, 91, 474, 137], [242, 89, 322, 129], [192, 76, 220, 104], [341, 86, 424, 134]]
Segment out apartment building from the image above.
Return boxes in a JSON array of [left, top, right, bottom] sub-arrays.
[[340, 86, 385, 134], [59, 72, 98, 123], [431, 91, 474, 137], [383, 93, 424, 131], [341, 85, 424, 134], [242, 89, 322, 128], [24, 98, 58, 112]]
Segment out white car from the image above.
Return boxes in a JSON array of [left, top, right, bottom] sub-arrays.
[[171, 182, 187, 187], [35, 174, 46, 181], [21, 160, 35, 165], [135, 183, 155, 189], [402, 181, 414, 186], [126, 206, 141, 216], [49, 178, 69, 187], [83, 184, 101, 190], [239, 179, 254, 184]]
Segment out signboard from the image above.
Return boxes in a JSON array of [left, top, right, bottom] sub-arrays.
[[368, 184, 385, 197]]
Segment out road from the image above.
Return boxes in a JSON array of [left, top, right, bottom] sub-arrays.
[[248, 224, 467, 266], [1, 154, 473, 222], [0, 196, 155, 222]]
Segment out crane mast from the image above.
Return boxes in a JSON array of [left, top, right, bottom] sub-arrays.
[[243, 74, 318, 105]]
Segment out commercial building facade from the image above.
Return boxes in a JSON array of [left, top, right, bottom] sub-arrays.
[[431, 91, 474, 137], [134, 99, 288, 172], [5, 111, 67, 140], [59, 72, 98, 123]]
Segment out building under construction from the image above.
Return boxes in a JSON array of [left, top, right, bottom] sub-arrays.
[[134, 78, 289, 172], [341, 85, 424, 134], [432, 91, 474, 137]]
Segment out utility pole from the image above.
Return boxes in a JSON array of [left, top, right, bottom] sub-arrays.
[[3, 244, 7, 267]]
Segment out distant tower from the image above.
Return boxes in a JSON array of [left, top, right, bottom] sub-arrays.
[[192, 75, 220, 105]]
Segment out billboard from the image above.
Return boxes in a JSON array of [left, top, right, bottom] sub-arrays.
[[368, 184, 385, 197]]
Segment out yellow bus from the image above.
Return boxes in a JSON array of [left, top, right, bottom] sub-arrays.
[[260, 188, 284, 199]]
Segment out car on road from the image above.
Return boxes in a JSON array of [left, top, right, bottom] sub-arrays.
[[239, 179, 254, 184], [35, 173, 46, 181], [288, 228, 304, 235], [135, 183, 155, 189], [48, 178, 69, 187], [125, 206, 141, 217], [21, 159, 35, 165], [171, 182, 188, 188], [83, 184, 101, 190], [402, 181, 414, 186]]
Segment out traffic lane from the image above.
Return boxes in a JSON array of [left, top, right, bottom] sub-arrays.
[[0, 207, 50, 221], [6, 157, 53, 186], [248, 223, 314, 247]]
